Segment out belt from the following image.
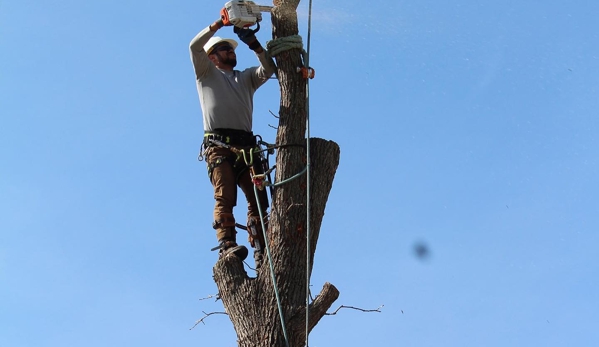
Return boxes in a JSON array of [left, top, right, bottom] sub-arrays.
[[203, 129, 256, 147]]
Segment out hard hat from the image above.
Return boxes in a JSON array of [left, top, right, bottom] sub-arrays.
[[204, 36, 238, 54]]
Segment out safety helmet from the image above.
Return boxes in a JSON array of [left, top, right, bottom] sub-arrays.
[[204, 36, 238, 54]]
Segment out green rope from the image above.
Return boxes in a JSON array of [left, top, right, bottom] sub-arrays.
[[305, 0, 314, 345], [272, 165, 306, 188], [266, 35, 305, 57], [253, 184, 290, 347]]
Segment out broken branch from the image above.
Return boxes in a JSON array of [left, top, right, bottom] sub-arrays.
[[190, 311, 228, 330], [325, 304, 384, 315], [198, 294, 219, 301]]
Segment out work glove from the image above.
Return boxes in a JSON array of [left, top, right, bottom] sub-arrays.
[[234, 26, 261, 51]]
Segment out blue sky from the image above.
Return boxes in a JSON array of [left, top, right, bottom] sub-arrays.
[[2, 1, 598, 346]]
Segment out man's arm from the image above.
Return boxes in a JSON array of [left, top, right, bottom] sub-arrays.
[[253, 48, 275, 82], [189, 19, 224, 79], [235, 28, 275, 86]]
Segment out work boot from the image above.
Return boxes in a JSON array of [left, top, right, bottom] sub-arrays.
[[254, 249, 264, 269], [212, 239, 248, 261]]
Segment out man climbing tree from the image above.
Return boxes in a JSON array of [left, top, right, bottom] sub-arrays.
[[189, 13, 275, 269], [191, 1, 342, 346]]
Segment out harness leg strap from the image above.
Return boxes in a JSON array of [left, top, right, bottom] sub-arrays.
[[213, 213, 237, 241]]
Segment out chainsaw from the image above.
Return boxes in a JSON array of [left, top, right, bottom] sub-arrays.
[[221, 0, 274, 28]]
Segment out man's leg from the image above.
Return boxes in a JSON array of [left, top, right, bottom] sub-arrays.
[[206, 146, 248, 260]]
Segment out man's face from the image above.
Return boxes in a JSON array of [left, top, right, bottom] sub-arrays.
[[210, 43, 237, 68]]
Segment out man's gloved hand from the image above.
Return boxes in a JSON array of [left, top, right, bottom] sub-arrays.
[[234, 26, 261, 51]]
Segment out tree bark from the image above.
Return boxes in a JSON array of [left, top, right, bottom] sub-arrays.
[[212, 1, 341, 346]]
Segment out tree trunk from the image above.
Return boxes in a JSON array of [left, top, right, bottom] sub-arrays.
[[213, 1, 341, 346]]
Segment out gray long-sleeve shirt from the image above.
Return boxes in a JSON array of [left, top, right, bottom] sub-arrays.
[[190, 26, 275, 132]]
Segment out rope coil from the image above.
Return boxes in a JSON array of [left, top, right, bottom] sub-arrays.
[[266, 35, 314, 82], [266, 35, 305, 57]]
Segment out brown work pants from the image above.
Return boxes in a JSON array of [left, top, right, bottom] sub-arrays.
[[205, 145, 269, 246]]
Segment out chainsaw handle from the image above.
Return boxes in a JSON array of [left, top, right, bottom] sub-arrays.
[[234, 21, 260, 35], [251, 21, 260, 34], [220, 7, 232, 26]]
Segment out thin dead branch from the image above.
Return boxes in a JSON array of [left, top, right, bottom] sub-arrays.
[[268, 109, 280, 129], [190, 311, 228, 330], [198, 294, 219, 301], [325, 304, 384, 316], [243, 260, 258, 272]]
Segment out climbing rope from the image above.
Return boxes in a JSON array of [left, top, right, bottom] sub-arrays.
[[254, 183, 290, 347], [304, 1, 314, 345]]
